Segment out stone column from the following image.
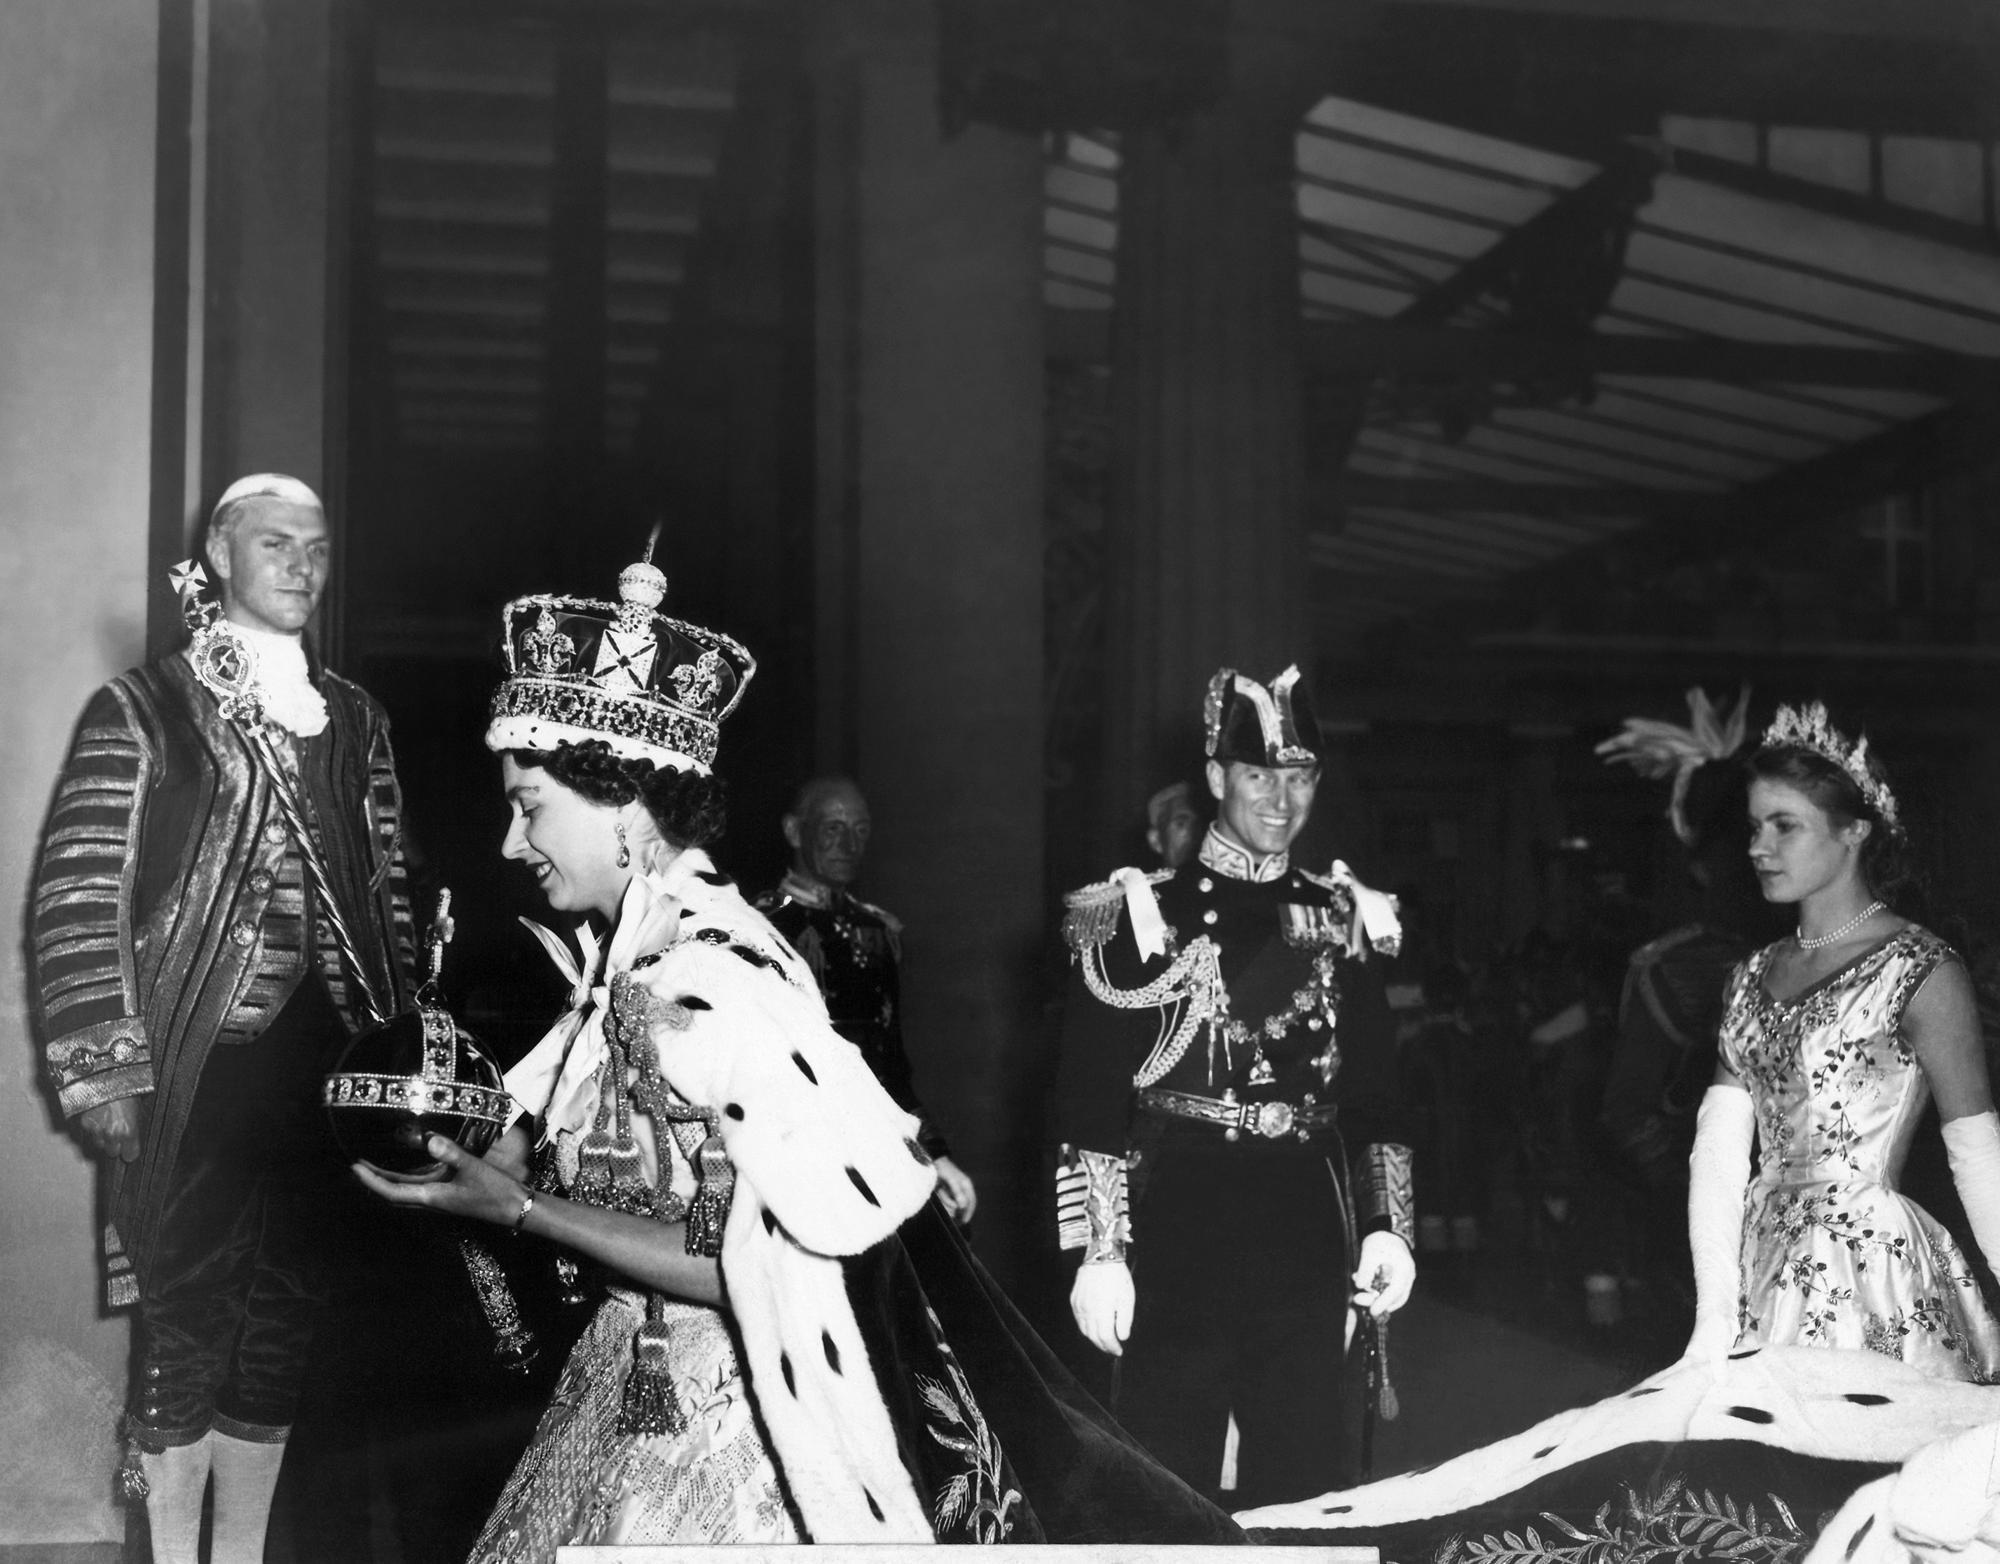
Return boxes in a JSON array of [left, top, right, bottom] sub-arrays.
[[809, 0, 1047, 1282], [1098, 21, 1331, 851]]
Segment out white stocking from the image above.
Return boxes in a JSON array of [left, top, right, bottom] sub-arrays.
[[1685, 1083, 1754, 1361], [140, 1432, 213, 1564], [209, 1431, 288, 1564]]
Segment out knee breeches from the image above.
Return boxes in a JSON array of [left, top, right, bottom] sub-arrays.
[[131, 978, 348, 1448]]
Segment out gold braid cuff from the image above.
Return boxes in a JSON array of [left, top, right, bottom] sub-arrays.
[[1056, 1147, 1131, 1264], [1358, 1142, 1416, 1249]]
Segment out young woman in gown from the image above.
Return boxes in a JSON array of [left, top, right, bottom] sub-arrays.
[[1239, 703, 2000, 1562], [1688, 702, 2000, 1377], [355, 556, 1242, 1558]]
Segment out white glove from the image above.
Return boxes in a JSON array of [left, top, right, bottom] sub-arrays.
[[1352, 1229, 1416, 1317], [1684, 1083, 1754, 1361], [1070, 1260, 1135, 1357], [1943, 1110, 2000, 1280]]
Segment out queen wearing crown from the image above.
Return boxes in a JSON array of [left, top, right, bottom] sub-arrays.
[[356, 551, 1242, 1555]]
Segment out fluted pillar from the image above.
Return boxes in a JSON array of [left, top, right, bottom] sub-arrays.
[[1099, 29, 1325, 848]]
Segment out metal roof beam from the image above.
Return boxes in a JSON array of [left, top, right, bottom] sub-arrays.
[[1395, 148, 1656, 326], [1302, 322, 2000, 394], [1326, 475, 1727, 520], [1471, 381, 2000, 617], [1379, 0, 1984, 40]]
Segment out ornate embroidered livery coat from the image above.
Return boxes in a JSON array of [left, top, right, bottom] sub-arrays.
[[31, 650, 415, 1302]]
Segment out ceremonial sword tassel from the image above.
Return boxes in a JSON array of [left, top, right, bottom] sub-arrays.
[[1375, 1313, 1399, 1422]]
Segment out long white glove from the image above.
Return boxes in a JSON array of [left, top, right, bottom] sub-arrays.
[[1684, 1083, 1754, 1362], [1071, 1259, 1135, 1357], [1352, 1229, 1417, 1317], [1943, 1110, 2000, 1278]]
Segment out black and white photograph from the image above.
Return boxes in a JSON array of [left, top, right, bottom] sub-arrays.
[[5, 2, 2000, 1561]]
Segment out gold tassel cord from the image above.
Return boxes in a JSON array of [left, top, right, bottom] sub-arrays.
[[614, 1298, 689, 1438]]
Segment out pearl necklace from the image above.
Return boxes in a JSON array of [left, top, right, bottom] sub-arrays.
[[1797, 900, 1884, 951]]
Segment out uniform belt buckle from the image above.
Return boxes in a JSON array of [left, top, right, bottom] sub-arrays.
[[1250, 1101, 1296, 1139]]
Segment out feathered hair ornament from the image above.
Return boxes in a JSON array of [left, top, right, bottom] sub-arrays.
[[1759, 701, 1903, 837], [1595, 686, 1751, 845]]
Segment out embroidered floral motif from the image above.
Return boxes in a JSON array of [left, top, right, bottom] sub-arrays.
[[1434, 1475, 1806, 1563], [1717, 926, 2000, 1381], [916, 1304, 1020, 1542]]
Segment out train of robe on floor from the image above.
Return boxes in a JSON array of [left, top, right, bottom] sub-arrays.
[[1239, 1344, 2000, 1564]]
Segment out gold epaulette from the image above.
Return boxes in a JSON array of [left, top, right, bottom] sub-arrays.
[[1061, 869, 1171, 955]]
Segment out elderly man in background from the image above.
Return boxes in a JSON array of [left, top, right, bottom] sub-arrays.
[[1145, 779, 1204, 870], [31, 475, 413, 1564], [756, 775, 977, 1224]]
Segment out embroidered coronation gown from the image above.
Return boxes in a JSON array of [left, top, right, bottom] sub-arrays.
[[1720, 924, 2000, 1380]]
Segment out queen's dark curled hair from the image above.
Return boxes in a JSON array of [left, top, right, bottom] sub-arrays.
[[510, 740, 727, 850], [1746, 742, 1917, 911]]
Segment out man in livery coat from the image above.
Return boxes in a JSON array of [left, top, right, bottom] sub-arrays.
[[755, 775, 977, 1223], [1053, 665, 1416, 1507], [31, 475, 414, 1564]]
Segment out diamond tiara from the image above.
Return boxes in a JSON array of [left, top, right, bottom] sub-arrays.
[[1759, 701, 1902, 835]]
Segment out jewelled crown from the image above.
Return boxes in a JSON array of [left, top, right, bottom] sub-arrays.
[[486, 538, 755, 775], [1760, 701, 1902, 835], [1204, 665, 1325, 767]]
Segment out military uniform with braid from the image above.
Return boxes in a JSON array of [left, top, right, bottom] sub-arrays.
[[1052, 666, 1416, 1507]]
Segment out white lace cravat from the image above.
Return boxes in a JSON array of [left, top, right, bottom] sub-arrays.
[[235, 624, 329, 737]]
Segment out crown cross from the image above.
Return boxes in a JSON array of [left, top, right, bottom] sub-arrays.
[[523, 608, 575, 676], [590, 628, 659, 693]]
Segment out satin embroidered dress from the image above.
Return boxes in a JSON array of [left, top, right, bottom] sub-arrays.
[[1719, 926, 2000, 1381]]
